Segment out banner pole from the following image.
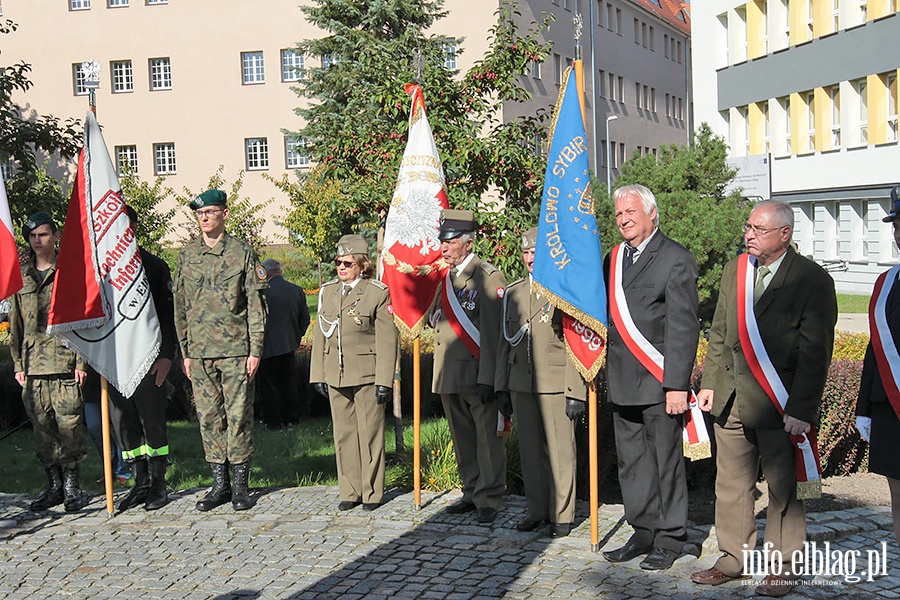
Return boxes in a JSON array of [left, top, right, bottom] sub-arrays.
[[100, 376, 115, 518], [413, 336, 422, 509], [589, 381, 599, 551], [393, 339, 404, 453]]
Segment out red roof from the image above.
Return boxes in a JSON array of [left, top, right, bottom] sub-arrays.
[[629, 0, 691, 35]]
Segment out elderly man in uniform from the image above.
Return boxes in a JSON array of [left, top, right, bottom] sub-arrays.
[[310, 234, 397, 511], [10, 212, 88, 512], [496, 226, 587, 537], [430, 209, 507, 523], [174, 189, 268, 512]]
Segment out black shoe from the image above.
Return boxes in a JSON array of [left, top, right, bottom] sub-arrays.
[[515, 518, 543, 532], [196, 463, 231, 511], [362, 503, 380, 512], [143, 457, 168, 511], [476, 507, 498, 523], [640, 547, 679, 571], [549, 523, 571, 538], [445, 499, 476, 514], [338, 501, 361, 511], [62, 466, 85, 513], [603, 539, 653, 563], [231, 462, 255, 511]]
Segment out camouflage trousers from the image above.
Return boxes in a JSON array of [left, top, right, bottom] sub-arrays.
[[22, 375, 88, 469], [191, 356, 255, 464]]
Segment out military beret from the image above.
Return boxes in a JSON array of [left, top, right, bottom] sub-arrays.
[[189, 189, 227, 211], [336, 234, 368, 257], [521, 226, 538, 250], [439, 209, 476, 241], [883, 185, 900, 222], [22, 211, 55, 239]]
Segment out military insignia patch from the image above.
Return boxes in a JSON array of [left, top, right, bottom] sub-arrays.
[[496, 287, 505, 298], [167, 280, 174, 292], [387, 304, 394, 315], [255, 265, 268, 280]]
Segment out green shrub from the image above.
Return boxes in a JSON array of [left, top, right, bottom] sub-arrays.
[[833, 331, 868, 361], [818, 358, 867, 476]]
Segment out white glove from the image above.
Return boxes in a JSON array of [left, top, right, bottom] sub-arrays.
[[855, 416, 872, 442]]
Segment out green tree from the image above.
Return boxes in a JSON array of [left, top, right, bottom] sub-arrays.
[[594, 123, 751, 323], [291, 0, 552, 278], [119, 170, 177, 258]]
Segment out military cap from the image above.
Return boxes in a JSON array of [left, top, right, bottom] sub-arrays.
[[521, 226, 538, 250], [189, 189, 227, 211], [336, 234, 368, 257], [439, 209, 476, 241], [22, 211, 55, 239], [883, 185, 900, 222]]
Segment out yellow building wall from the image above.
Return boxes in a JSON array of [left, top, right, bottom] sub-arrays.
[[867, 0, 893, 21], [747, 0, 767, 59], [814, 87, 829, 152], [869, 73, 887, 144], [790, 92, 804, 154], [789, 0, 807, 45], [749, 101, 766, 154]]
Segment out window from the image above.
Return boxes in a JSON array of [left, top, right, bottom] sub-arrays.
[[108, 0, 128, 5], [763, 101, 770, 153], [617, 76, 624, 102], [607, 4, 615, 30], [609, 73, 616, 102], [597, 0, 605, 28], [618, 142, 626, 166], [676, 41, 682, 63], [241, 51, 265, 84], [616, 8, 622, 34], [72, 63, 89, 95], [281, 49, 304, 82], [742, 106, 751, 155], [830, 86, 842, 147], [635, 82, 642, 108], [664, 34, 670, 59], [529, 60, 541, 79], [146, 0, 167, 3], [245, 138, 269, 170], [598, 69, 605, 97], [833, 0, 841, 30], [677, 97, 683, 121], [888, 74, 898, 142], [149, 57, 171, 90], [70, 0, 90, 9], [807, 92, 816, 152], [642, 22, 648, 47], [322, 54, 334, 69], [153, 143, 176, 175], [780, 96, 792, 155], [111, 60, 133, 93], [553, 54, 562, 85], [115, 145, 138, 175], [285, 137, 309, 169], [650, 88, 656, 112], [443, 42, 457, 70], [634, 19, 640, 44], [857, 78, 868, 144], [649, 27, 655, 51]]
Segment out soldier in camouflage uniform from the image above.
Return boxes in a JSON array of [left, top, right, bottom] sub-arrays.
[[173, 190, 268, 512], [9, 212, 88, 512]]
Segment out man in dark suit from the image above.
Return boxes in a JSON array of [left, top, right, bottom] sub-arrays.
[[603, 184, 699, 571], [257, 258, 310, 429], [691, 200, 837, 597]]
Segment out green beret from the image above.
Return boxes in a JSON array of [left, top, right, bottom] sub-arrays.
[[22, 211, 55, 239], [189, 189, 227, 211], [521, 226, 538, 250], [336, 234, 368, 257], [439, 209, 476, 241]]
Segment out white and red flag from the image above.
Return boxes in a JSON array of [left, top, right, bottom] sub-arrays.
[[380, 83, 449, 336], [47, 111, 160, 398], [0, 169, 23, 300]]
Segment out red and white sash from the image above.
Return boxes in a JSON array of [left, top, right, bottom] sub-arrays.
[[608, 243, 711, 460], [442, 270, 481, 359], [736, 253, 822, 498], [869, 265, 900, 420]]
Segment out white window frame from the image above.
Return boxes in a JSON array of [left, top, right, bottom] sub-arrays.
[[245, 137, 269, 171], [73, 63, 89, 96], [443, 42, 457, 70], [111, 60, 133, 93], [857, 78, 868, 145], [281, 49, 304, 82], [530, 60, 541, 79], [553, 54, 562, 86], [149, 57, 171, 90], [830, 86, 842, 147], [108, 0, 128, 6], [322, 54, 335, 69], [832, 0, 841, 31], [70, 0, 90, 9], [153, 143, 176, 175], [779, 96, 792, 156], [115, 145, 138, 176], [241, 51, 265, 84], [807, 92, 816, 152], [146, 0, 167, 4], [285, 137, 310, 169], [887, 74, 898, 142]]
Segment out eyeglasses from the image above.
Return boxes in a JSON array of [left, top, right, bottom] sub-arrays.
[[334, 260, 356, 268], [742, 223, 785, 236], [196, 208, 224, 219]]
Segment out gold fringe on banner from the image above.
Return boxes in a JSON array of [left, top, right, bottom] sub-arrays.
[[682, 439, 711, 462]]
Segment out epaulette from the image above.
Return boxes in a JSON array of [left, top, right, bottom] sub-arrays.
[[368, 279, 388, 290], [480, 262, 499, 275], [507, 277, 527, 289], [321, 279, 340, 287]]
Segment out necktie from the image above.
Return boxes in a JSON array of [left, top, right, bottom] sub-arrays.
[[450, 267, 459, 280], [342, 284, 350, 298], [623, 245, 635, 274], [754, 266, 770, 303]]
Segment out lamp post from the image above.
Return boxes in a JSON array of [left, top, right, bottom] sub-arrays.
[[606, 115, 618, 196]]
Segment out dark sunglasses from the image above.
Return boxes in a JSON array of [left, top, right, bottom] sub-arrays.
[[334, 260, 355, 268]]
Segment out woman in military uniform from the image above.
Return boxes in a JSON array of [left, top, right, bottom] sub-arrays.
[[310, 234, 398, 511]]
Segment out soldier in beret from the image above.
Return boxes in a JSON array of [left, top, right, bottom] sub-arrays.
[[496, 227, 587, 537], [429, 209, 507, 523], [310, 234, 398, 511], [174, 189, 268, 511], [10, 212, 89, 512]]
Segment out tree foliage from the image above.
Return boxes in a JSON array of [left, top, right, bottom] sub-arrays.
[[119, 169, 177, 258], [291, 0, 553, 278], [593, 123, 751, 323]]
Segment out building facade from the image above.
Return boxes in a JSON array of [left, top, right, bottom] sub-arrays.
[[3, 0, 690, 241], [693, 0, 900, 293]]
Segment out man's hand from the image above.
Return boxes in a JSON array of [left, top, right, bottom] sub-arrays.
[[496, 391, 512, 419], [150, 357, 172, 387], [14, 371, 25, 387], [696, 389, 714, 412], [477, 384, 495, 405], [313, 382, 329, 399], [783, 414, 811, 436], [74, 370, 87, 386], [855, 416, 872, 442], [375, 385, 392, 405], [183, 358, 191, 380], [246, 356, 260, 381], [565, 398, 587, 421], [665, 390, 689, 415]]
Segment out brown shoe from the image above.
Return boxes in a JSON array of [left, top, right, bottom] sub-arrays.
[[755, 574, 798, 597], [691, 567, 749, 586]]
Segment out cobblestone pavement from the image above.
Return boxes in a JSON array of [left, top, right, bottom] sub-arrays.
[[0, 486, 896, 599]]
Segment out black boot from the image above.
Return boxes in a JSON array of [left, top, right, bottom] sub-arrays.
[[117, 459, 150, 512], [144, 457, 168, 511], [30, 466, 64, 511], [231, 462, 255, 511], [63, 465, 85, 512], [196, 462, 231, 511]]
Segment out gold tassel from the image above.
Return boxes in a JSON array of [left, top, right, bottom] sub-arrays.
[[796, 479, 822, 500], [682, 440, 712, 461]]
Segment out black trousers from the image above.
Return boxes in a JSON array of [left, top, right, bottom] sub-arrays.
[[108, 371, 169, 461], [256, 353, 299, 427]]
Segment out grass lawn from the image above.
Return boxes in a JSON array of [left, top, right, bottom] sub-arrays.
[[837, 293, 869, 314]]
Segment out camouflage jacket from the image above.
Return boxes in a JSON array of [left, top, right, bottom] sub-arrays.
[[173, 234, 268, 359], [9, 256, 86, 376]]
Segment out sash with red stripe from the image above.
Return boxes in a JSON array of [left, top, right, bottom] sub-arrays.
[[736, 253, 822, 499], [441, 270, 481, 359], [608, 243, 711, 460], [869, 265, 900, 421]]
